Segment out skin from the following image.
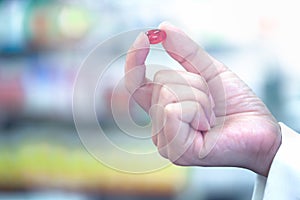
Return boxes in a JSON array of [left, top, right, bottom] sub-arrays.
[[124, 22, 282, 177]]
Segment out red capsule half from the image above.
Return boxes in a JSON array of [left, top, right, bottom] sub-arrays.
[[145, 29, 166, 44]]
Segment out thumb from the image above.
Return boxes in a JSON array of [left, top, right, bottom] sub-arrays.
[[159, 22, 227, 82]]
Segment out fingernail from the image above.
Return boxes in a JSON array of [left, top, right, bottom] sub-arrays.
[[159, 21, 174, 28], [158, 21, 184, 34]]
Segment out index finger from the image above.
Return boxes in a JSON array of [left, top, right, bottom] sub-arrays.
[[124, 32, 153, 111], [159, 22, 227, 82]]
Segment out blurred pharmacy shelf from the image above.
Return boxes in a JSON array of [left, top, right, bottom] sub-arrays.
[[1, 0, 300, 200]]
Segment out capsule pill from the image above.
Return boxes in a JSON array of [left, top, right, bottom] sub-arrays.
[[145, 29, 166, 44]]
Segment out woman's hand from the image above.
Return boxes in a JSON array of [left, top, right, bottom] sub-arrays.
[[124, 22, 281, 177]]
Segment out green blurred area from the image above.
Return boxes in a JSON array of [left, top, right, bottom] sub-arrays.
[[0, 125, 187, 195]]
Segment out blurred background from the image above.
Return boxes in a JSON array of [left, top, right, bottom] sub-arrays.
[[1, 0, 300, 199]]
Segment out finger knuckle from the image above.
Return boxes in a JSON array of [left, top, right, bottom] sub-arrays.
[[171, 159, 185, 166], [158, 149, 168, 159], [164, 103, 180, 118], [153, 70, 167, 83], [195, 90, 211, 109], [160, 86, 176, 103]]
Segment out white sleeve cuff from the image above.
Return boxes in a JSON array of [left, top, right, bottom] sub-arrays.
[[252, 122, 300, 200], [251, 175, 266, 200]]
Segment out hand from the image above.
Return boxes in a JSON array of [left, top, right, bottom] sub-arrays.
[[124, 22, 281, 177]]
